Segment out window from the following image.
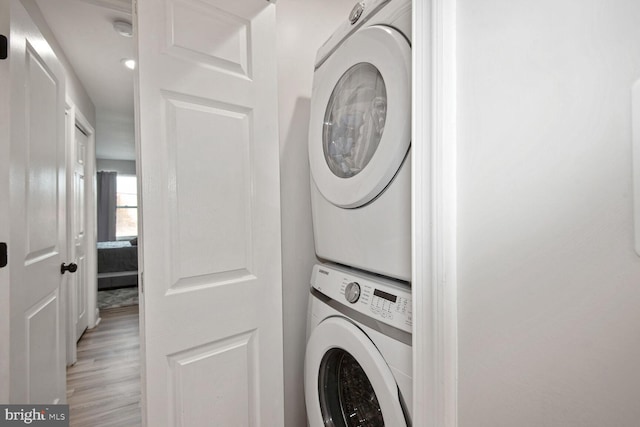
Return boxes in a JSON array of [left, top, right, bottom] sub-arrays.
[[116, 175, 138, 238]]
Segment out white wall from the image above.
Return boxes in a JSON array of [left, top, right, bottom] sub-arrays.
[[457, 0, 640, 425], [96, 109, 136, 161], [276, 1, 353, 426]]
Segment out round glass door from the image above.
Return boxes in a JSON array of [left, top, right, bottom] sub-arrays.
[[323, 63, 387, 179], [308, 25, 411, 208], [319, 349, 384, 427], [304, 317, 408, 427]]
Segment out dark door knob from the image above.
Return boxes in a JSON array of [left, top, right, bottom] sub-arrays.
[[61, 262, 78, 274]]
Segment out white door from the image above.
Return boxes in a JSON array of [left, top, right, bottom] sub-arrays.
[[72, 125, 88, 341], [4, 0, 67, 404], [308, 26, 411, 208], [135, 0, 284, 425]]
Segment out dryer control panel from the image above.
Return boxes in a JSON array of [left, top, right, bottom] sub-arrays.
[[311, 263, 412, 333]]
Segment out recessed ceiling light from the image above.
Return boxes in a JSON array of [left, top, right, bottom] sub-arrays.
[[121, 58, 136, 70], [113, 20, 133, 37]]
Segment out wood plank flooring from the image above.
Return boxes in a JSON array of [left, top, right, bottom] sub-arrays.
[[67, 305, 141, 427]]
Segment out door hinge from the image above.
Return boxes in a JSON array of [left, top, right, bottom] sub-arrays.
[[0, 242, 7, 268], [0, 35, 7, 60]]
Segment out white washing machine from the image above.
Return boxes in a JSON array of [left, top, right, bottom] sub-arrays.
[[308, 0, 412, 282], [305, 263, 412, 427]]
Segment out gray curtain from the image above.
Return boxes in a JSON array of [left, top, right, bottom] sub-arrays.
[[97, 171, 117, 242]]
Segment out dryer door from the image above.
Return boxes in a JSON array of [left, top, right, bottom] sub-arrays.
[[308, 25, 411, 208], [305, 317, 409, 427]]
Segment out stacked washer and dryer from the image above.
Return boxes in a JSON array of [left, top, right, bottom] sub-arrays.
[[304, 1, 413, 426]]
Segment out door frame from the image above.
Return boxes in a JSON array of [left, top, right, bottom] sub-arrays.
[[412, 1, 458, 427], [64, 98, 98, 366], [0, 0, 10, 404]]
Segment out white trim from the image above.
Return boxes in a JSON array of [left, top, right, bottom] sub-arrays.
[[632, 79, 640, 256], [74, 106, 99, 332], [64, 100, 77, 366], [64, 98, 98, 368], [412, 0, 458, 426]]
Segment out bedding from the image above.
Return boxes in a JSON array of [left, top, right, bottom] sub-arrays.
[[97, 240, 138, 290]]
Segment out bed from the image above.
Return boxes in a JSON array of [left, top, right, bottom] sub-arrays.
[[97, 240, 138, 290]]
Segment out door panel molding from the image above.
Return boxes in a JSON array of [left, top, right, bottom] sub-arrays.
[[167, 329, 258, 426], [165, 0, 252, 77], [25, 289, 61, 404]]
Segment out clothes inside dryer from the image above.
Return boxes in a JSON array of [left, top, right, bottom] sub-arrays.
[[323, 62, 387, 179]]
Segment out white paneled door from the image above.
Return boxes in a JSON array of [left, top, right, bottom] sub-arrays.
[[4, 0, 67, 404], [72, 125, 88, 341], [135, 0, 285, 425]]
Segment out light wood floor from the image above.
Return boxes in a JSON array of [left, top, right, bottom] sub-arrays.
[[67, 305, 141, 427]]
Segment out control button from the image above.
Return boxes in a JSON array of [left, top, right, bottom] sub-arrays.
[[349, 2, 365, 25], [344, 282, 361, 304]]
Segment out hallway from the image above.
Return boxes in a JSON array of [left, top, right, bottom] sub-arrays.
[[66, 305, 141, 427]]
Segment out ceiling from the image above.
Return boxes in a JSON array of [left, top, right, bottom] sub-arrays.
[[36, 0, 136, 160]]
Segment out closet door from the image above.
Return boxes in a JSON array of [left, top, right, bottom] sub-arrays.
[[135, 0, 284, 425]]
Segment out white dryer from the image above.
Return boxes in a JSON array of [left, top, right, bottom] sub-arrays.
[[305, 263, 412, 427], [309, 0, 412, 282]]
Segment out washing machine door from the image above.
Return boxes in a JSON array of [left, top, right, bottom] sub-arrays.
[[305, 317, 408, 427], [309, 25, 411, 208]]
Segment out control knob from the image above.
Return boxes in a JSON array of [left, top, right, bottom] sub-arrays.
[[344, 281, 361, 304]]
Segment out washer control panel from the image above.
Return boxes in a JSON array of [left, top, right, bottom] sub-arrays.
[[311, 264, 412, 333]]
